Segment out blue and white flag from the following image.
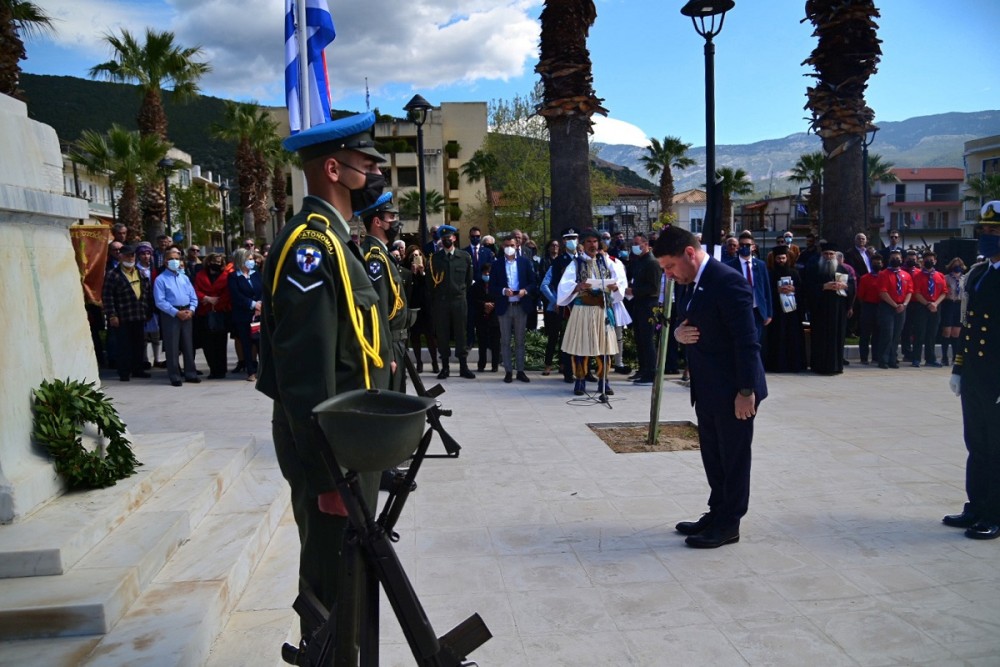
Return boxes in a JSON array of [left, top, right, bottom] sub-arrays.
[[285, 0, 336, 134]]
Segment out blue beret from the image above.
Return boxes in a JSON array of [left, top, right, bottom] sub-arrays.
[[438, 225, 458, 237], [357, 192, 397, 219], [282, 112, 386, 163]]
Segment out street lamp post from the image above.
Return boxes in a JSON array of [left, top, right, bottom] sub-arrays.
[[220, 181, 231, 253], [404, 94, 433, 249], [269, 205, 278, 243], [861, 124, 879, 234], [681, 0, 734, 258], [158, 157, 175, 238]]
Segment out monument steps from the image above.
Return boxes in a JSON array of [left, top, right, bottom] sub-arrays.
[[0, 432, 205, 580], [0, 434, 297, 665]]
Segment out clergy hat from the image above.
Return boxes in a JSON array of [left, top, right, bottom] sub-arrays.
[[979, 200, 1000, 227], [282, 112, 386, 163], [772, 245, 789, 256]]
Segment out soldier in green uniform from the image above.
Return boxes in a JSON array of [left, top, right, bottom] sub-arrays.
[[945, 200, 1000, 541], [359, 194, 409, 392], [427, 224, 476, 379], [256, 112, 392, 662]]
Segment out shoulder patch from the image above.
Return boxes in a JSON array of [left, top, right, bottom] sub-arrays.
[[287, 275, 323, 293], [295, 244, 322, 273], [299, 229, 335, 253], [367, 258, 384, 281]]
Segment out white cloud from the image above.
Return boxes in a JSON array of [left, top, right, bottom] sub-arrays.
[[591, 115, 648, 147], [42, 0, 174, 55]]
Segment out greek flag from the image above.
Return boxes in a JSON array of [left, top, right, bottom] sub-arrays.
[[284, 0, 336, 134]]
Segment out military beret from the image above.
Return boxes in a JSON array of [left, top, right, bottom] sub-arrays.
[[282, 112, 387, 164], [438, 225, 458, 237], [357, 192, 397, 219]]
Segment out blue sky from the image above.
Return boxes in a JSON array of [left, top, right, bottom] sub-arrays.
[[22, 0, 1000, 147]]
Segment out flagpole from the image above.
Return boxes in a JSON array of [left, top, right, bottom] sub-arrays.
[[296, 0, 310, 129]]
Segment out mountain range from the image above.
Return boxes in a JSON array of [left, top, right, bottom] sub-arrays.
[[595, 110, 1000, 195], [19, 74, 999, 199]]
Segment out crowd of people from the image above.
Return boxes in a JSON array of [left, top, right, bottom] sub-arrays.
[[94, 221, 270, 387]]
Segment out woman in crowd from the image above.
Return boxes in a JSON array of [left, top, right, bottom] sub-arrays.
[[134, 241, 164, 369], [940, 257, 966, 365], [765, 246, 806, 372], [194, 252, 232, 379], [228, 248, 263, 382], [403, 245, 439, 374]]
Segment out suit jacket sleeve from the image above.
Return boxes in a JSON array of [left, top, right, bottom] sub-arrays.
[[757, 259, 773, 320]]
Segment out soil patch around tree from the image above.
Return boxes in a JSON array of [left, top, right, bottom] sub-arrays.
[[588, 421, 700, 454]]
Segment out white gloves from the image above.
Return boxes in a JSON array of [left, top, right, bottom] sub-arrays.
[[949, 375, 961, 397]]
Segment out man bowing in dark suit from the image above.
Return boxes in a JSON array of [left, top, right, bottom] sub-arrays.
[[654, 225, 768, 548]]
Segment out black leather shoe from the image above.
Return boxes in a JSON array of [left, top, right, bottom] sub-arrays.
[[685, 524, 739, 549], [516, 371, 530, 383], [504, 372, 513, 383], [171, 380, 183, 387], [585, 373, 598, 383], [459, 366, 476, 379], [675, 513, 713, 536], [437, 366, 450, 379], [943, 510, 979, 528], [965, 521, 1000, 540], [628, 372, 641, 380], [185, 377, 201, 384]]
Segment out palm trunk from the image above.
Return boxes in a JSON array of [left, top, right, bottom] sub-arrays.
[[119, 180, 142, 239], [548, 115, 592, 232], [141, 180, 166, 242], [821, 137, 863, 249]]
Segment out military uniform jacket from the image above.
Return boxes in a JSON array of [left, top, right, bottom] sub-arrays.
[[257, 196, 391, 424], [361, 235, 409, 338], [427, 248, 473, 302], [953, 261, 1000, 394]]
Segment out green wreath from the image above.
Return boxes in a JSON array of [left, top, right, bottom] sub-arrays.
[[32, 378, 141, 489]]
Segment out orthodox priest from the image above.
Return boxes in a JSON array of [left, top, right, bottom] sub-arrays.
[[764, 246, 806, 373], [803, 242, 854, 375]]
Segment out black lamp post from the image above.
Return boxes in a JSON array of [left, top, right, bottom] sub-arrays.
[[681, 0, 734, 258], [404, 94, 433, 249], [158, 157, 175, 237], [861, 124, 879, 233], [220, 181, 231, 252], [269, 205, 278, 242]]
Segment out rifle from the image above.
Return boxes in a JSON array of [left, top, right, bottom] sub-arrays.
[[282, 425, 491, 667], [402, 350, 461, 458]]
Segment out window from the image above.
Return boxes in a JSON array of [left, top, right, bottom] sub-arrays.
[[690, 217, 704, 234], [941, 211, 949, 227], [396, 167, 418, 187], [894, 184, 906, 203]]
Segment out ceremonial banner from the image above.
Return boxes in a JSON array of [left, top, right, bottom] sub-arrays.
[[69, 224, 110, 306]]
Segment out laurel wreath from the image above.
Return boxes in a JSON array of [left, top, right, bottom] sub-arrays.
[[32, 378, 141, 489]]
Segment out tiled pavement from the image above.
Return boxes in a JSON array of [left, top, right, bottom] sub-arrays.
[[102, 358, 999, 666]]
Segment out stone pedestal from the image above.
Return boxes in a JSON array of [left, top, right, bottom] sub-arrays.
[[0, 93, 95, 523]]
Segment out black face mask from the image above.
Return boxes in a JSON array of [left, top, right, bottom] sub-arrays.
[[384, 218, 402, 242], [470, 236, 481, 245], [341, 162, 386, 214], [441, 237, 454, 249], [889, 258, 902, 269], [904, 258, 917, 268], [922, 260, 935, 270]]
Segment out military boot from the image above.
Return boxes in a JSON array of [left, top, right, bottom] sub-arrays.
[[459, 361, 476, 379], [437, 360, 450, 379]]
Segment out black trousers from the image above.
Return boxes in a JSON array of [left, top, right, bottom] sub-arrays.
[[858, 301, 880, 363], [200, 323, 229, 377], [475, 319, 500, 370], [433, 299, 469, 362], [694, 400, 753, 528], [961, 379, 1000, 522], [909, 305, 941, 364], [542, 309, 563, 367], [114, 319, 146, 380]]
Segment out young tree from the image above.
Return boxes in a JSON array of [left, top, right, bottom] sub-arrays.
[[399, 190, 445, 217], [640, 136, 696, 220], [804, 0, 881, 250], [536, 0, 607, 236], [0, 0, 53, 99], [461, 149, 498, 226], [71, 125, 170, 240], [964, 172, 1000, 206]]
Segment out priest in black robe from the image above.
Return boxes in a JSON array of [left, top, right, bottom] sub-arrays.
[[804, 242, 854, 375], [765, 246, 806, 372]]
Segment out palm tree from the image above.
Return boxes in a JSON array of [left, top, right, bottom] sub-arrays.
[[0, 0, 53, 99], [715, 167, 754, 234], [640, 136, 696, 220], [399, 190, 445, 217], [89, 28, 211, 238], [964, 172, 1000, 205], [865, 153, 897, 224], [71, 124, 170, 240], [266, 135, 294, 233], [788, 151, 825, 230], [535, 0, 607, 235], [803, 0, 881, 250], [212, 101, 279, 239], [461, 149, 498, 223]]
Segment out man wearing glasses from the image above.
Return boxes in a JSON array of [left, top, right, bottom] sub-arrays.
[[243, 239, 255, 251], [879, 229, 904, 263]]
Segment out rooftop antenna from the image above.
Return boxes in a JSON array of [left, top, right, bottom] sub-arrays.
[[365, 78, 370, 111]]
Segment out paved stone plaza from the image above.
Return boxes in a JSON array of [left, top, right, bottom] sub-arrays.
[[93, 359, 999, 666]]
